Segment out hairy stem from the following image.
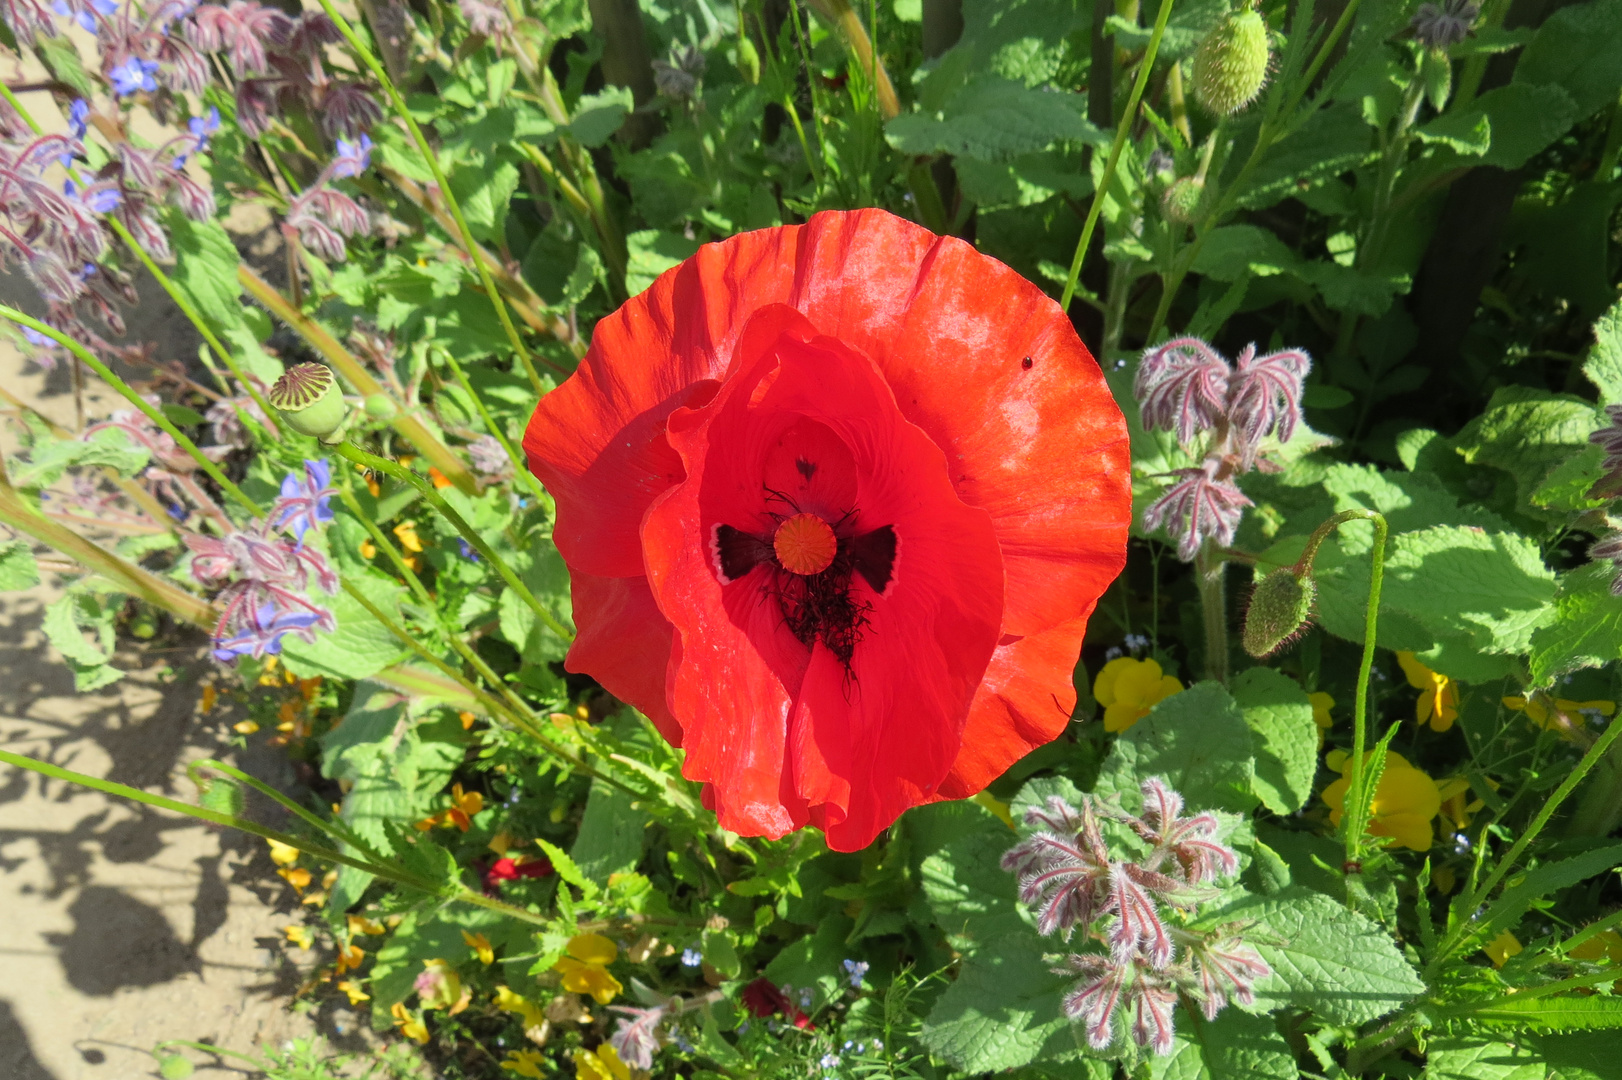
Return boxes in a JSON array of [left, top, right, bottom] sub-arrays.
[[1195, 540, 1229, 684]]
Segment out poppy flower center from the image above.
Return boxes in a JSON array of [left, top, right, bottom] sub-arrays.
[[773, 512, 837, 575]]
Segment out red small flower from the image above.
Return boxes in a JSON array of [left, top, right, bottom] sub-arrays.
[[740, 978, 813, 1028], [482, 856, 553, 893], [525, 209, 1130, 851]]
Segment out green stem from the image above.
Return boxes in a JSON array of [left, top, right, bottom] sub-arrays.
[[1059, 0, 1177, 312], [334, 442, 573, 643], [0, 308, 256, 512], [187, 757, 378, 859], [1324, 509, 1388, 867], [1194, 540, 1229, 684], [432, 346, 549, 500], [153, 1041, 265, 1069], [1429, 713, 1622, 970], [310, 0, 544, 395]]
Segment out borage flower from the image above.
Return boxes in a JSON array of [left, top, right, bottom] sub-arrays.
[[525, 209, 1131, 851]]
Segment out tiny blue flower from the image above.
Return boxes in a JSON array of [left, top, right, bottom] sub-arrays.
[[841, 958, 868, 989], [457, 537, 481, 562], [330, 133, 373, 179], [67, 98, 89, 140], [109, 57, 160, 97], [680, 947, 702, 967], [819, 1053, 841, 1069]]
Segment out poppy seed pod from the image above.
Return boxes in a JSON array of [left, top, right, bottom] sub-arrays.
[[1191, 6, 1271, 116], [269, 363, 349, 443], [1242, 565, 1315, 657]]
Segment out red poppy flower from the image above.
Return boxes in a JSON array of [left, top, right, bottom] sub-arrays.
[[740, 977, 814, 1028], [482, 856, 554, 894], [524, 209, 1130, 851]]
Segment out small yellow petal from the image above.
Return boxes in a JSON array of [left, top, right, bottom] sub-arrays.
[[463, 930, 494, 965], [1485, 930, 1523, 967], [233, 719, 260, 734], [567, 932, 619, 966]]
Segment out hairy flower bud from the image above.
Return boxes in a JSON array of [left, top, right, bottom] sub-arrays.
[[1161, 176, 1205, 224], [735, 36, 761, 84], [1243, 565, 1315, 657], [268, 362, 348, 443], [1191, 5, 1271, 116], [363, 392, 398, 420]]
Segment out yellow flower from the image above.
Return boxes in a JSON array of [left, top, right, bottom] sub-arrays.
[[1322, 750, 1442, 851], [267, 839, 301, 867], [335, 942, 365, 974], [573, 1045, 631, 1080], [460, 710, 478, 730], [1504, 695, 1616, 737], [233, 719, 260, 734], [463, 930, 494, 965], [553, 933, 623, 1004], [200, 684, 217, 714], [445, 783, 483, 831], [1309, 691, 1334, 730], [391, 1001, 429, 1044], [360, 538, 377, 559], [278, 866, 312, 892], [1438, 774, 1496, 831], [1396, 652, 1459, 732], [501, 1050, 547, 1079], [1569, 929, 1622, 963], [394, 521, 424, 553], [1485, 930, 1523, 968], [489, 831, 516, 856], [348, 914, 386, 937], [1093, 657, 1183, 733], [337, 980, 370, 1006], [284, 925, 314, 950], [494, 985, 551, 1044]]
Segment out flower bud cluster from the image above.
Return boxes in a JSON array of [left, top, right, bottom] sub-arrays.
[[283, 135, 376, 263], [1001, 779, 1268, 1055], [1134, 337, 1310, 560]]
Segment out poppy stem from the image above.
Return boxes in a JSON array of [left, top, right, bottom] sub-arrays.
[[1331, 509, 1386, 869], [1194, 541, 1229, 684], [1058, 0, 1177, 314]]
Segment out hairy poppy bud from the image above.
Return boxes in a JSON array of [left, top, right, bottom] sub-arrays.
[[1191, 5, 1270, 116], [1162, 176, 1205, 224], [363, 392, 398, 420], [268, 362, 349, 443], [1243, 565, 1315, 657], [198, 776, 245, 817]]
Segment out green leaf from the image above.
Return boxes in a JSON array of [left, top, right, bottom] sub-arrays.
[[495, 540, 573, 663], [1199, 887, 1424, 1026], [569, 86, 632, 147], [1463, 843, 1622, 955], [571, 777, 646, 885], [448, 159, 520, 244], [1586, 296, 1622, 404], [0, 540, 39, 591], [1425, 1038, 1545, 1080], [1535, 1030, 1622, 1080], [1150, 1009, 1296, 1080], [280, 573, 410, 681], [1235, 103, 1378, 210], [1416, 110, 1492, 156], [625, 229, 702, 297], [14, 427, 152, 489], [535, 837, 589, 891], [919, 809, 1027, 943], [1231, 667, 1318, 815], [918, 931, 1077, 1073], [763, 914, 855, 1012], [1463, 995, 1622, 1032], [1531, 445, 1610, 514], [1514, 0, 1622, 119], [166, 215, 281, 382], [1095, 682, 1258, 814], [1454, 385, 1603, 511], [885, 76, 1103, 161], [949, 0, 1090, 85], [42, 591, 124, 691], [1529, 563, 1622, 686], [1191, 225, 1300, 282]]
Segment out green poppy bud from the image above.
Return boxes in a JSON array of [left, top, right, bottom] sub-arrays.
[[1162, 176, 1206, 224], [198, 776, 245, 818], [1191, 6, 1271, 116], [1243, 565, 1315, 658], [129, 610, 158, 639], [363, 392, 398, 420], [735, 37, 761, 85], [268, 363, 349, 443], [158, 1054, 196, 1080]]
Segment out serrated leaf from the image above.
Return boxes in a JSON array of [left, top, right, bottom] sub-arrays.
[[1454, 386, 1604, 511], [1231, 667, 1318, 815], [42, 591, 124, 691], [1529, 563, 1622, 686], [1587, 297, 1622, 404], [1424, 1038, 1545, 1080], [1462, 995, 1622, 1032], [1150, 1009, 1295, 1080], [885, 76, 1103, 160], [1534, 1030, 1622, 1080], [536, 837, 589, 891], [281, 573, 409, 680], [1095, 682, 1257, 813], [949, 0, 1089, 85], [1191, 225, 1300, 281], [919, 931, 1076, 1073], [167, 215, 281, 381], [625, 229, 701, 297], [15, 427, 152, 489], [1235, 103, 1378, 210], [1462, 843, 1622, 955], [0, 540, 39, 591], [1513, 0, 1622, 118], [569, 86, 632, 147], [1531, 445, 1610, 513], [1199, 887, 1424, 1026], [919, 814, 1026, 943]]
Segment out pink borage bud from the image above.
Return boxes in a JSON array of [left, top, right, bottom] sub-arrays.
[[1135, 337, 1231, 444], [1141, 460, 1253, 561]]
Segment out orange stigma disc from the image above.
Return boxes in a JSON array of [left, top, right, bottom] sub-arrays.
[[773, 513, 838, 575]]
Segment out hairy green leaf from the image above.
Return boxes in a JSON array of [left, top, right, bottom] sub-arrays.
[[1231, 667, 1318, 815], [1095, 681, 1258, 813], [0, 540, 40, 591]]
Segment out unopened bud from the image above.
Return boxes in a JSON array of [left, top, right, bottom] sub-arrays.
[[158, 1054, 195, 1079], [1162, 177, 1206, 224], [1243, 565, 1315, 657], [1191, 5, 1271, 116], [198, 776, 245, 818], [268, 363, 349, 443], [363, 392, 398, 420], [735, 37, 761, 85]]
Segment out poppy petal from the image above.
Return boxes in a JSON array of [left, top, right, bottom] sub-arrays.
[[564, 571, 679, 741], [934, 612, 1092, 801], [644, 307, 1003, 847]]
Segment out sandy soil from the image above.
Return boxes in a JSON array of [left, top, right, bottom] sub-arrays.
[[0, 256, 383, 1076]]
